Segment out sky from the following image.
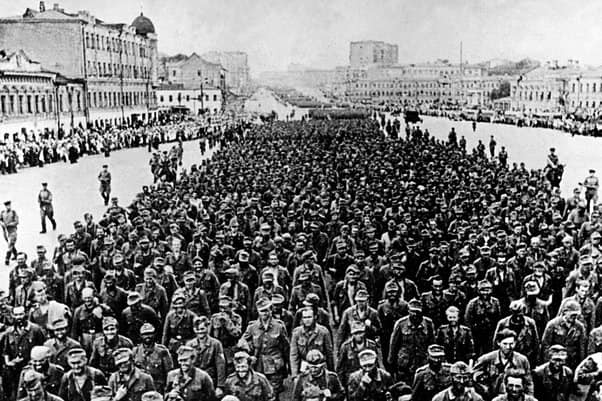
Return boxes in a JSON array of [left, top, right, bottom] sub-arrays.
[[6, 0, 602, 75]]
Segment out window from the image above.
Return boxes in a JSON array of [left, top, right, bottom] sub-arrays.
[[594, 83, 597, 93], [169, 95, 173, 102], [186, 95, 190, 101], [160, 96, 164, 102], [0, 96, 5, 114]]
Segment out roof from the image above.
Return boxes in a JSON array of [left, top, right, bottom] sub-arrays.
[[131, 13, 155, 35]]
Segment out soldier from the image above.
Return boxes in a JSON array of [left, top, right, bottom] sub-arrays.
[[223, 351, 274, 401], [99, 271, 128, 318], [532, 345, 574, 401], [272, 294, 294, 336], [336, 288, 381, 350], [432, 361, 483, 401], [252, 271, 287, 318], [347, 349, 394, 401], [493, 301, 540, 366], [16, 346, 64, 399], [71, 287, 110, 352], [516, 280, 550, 338], [135, 268, 169, 321], [336, 321, 382, 387], [291, 349, 344, 401], [491, 369, 538, 401], [179, 271, 211, 318], [98, 165, 111, 206], [377, 280, 408, 367], [192, 256, 220, 313], [220, 268, 251, 325], [121, 292, 160, 345], [241, 297, 290, 398], [162, 292, 197, 358], [58, 348, 107, 401], [89, 317, 134, 377], [435, 306, 475, 365], [38, 183, 56, 234], [210, 295, 242, 373], [290, 306, 334, 376], [44, 318, 82, 371], [289, 271, 322, 315], [465, 280, 502, 356], [0, 200, 19, 265], [292, 293, 329, 333], [185, 316, 226, 394], [388, 299, 435, 383], [18, 370, 64, 401], [541, 298, 587, 369], [133, 323, 173, 394], [473, 329, 533, 400], [164, 346, 216, 401], [411, 344, 451, 401], [108, 348, 155, 401]]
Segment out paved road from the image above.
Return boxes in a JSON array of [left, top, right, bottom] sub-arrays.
[[0, 139, 215, 290]]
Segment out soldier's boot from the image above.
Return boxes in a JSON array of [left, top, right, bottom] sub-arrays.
[[40, 217, 47, 234], [4, 251, 10, 265], [51, 217, 57, 230]]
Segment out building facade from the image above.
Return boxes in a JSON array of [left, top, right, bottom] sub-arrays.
[[0, 2, 159, 129], [160, 53, 226, 91], [202, 51, 249, 94], [349, 41, 398, 67], [157, 84, 223, 115], [0, 49, 85, 136]]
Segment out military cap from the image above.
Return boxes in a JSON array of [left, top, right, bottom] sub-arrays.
[[13, 305, 26, 315], [580, 255, 594, 265], [140, 323, 155, 335], [384, 281, 400, 293], [221, 396, 240, 401], [306, 349, 325, 364], [238, 250, 250, 261], [303, 293, 320, 306], [141, 391, 164, 401], [18, 268, 34, 278], [234, 351, 251, 361], [477, 280, 493, 290], [91, 386, 113, 401], [31, 345, 50, 360], [50, 318, 68, 331], [562, 299, 581, 313], [176, 345, 195, 358], [218, 295, 232, 307], [138, 236, 150, 244], [261, 270, 275, 282], [154, 256, 165, 264], [102, 316, 118, 329], [272, 293, 285, 306], [593, 231, 602, 239], [408, 298, 423, 312], [549, 344, 567, 354], [67, 347, 87, 362], [22, 369, 44, 390], [103, 237, 115, 246], [354, 289, 369, 301], [346, 264, 360, 275], [260, 223, 271, 231], [192, 256, 203, 264], [450, 361, 471, 375], [113, 347, 133, 365], [127, 292, 142, 306], [350, 321, 366, 334], [301, 250, 314, 260], [112, 253, 124, 264], [103, 270, 116, 280], [224, 267, 238, 277], [183, 271, 196, 283], [298, 271, 311, 281], [358, 349, 377, 365], [36, 245, 46, 251], [256, 297, 272, 311], [427, 344, 446, 358], [509, 300, 525, 312], [3, 200, 10, 206], [171, 292, 186, 306]]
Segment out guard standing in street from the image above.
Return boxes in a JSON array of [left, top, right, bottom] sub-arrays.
[[98, 165, 112, 206], [0, 200, 19, 265], [38, 183, 56, 234]]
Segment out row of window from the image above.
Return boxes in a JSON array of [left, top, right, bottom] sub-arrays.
[[572, 82, 601, 93], [85, 32, 150, 59], [88, 90, 156, 109], [349, 90, 476, 97], [354, 81, 490, 89], [0, 92, 79, 115], [87, 61, 150, 80], [159, 93, 219, 103]]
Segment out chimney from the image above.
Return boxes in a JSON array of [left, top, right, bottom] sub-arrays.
[[39, 1, 45, 12], [53, 3, 59, 10]]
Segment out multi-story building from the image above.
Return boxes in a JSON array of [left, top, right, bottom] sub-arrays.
[[157, 84, 223, 115], [349, 41, 398, 67], [160, 53, 226, 91], [202, 51, 249, 94], [0, 49, 85, 136], [0, 2, 159, 129]]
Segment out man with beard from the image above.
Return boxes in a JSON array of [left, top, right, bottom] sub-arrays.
[[347, 348, 393, 401], [492, 369, 537, 401], [435, 306, 475, 365], [473, 329, 533, 400], [90, 317, 134, 377], [44, 318, 82, 371], [433, 361, 483, 401], [133, 324, 173, 394], [377, 280, 408, 367], [135, 268, 169, 321], [412, 344, 451, 401], [18, 370, 63, 401], [165, 346, 215, 401], [185, 316, 226, 395], [388, 299, 435, 383], [533, 345, 574, 401], [0, 306, 46, 399], [494, 301, 540, 366], [541, 299, 587, 369], [516, 280, 550, 337], [223, 351, 274, 401], [291, 349, 344, 401], [16, 346, 64, 398], [465, 280, 501, 356], [58, 348, 107, 401], [108, 348, 155, 401], [290, 307, 334, 376], [71, 288, 111, 352]]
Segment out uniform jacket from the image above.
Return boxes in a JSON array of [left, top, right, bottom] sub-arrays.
[[336, 338, 382, 386], [435, 324, 475, 363], [223, 370, 275, 401], [411, 363, 452, 401], [292, 369, 344, 401], [108, 367, 155, 401], [185, 335, 226, 387], [532, 362, 574, 401], [242, 318, 290, 376], [132, 342, 173, 390], [290, 323, 334, 375], [337, 305, 381, 350], [165, 367, 216, 401], [58, 366, 107, 401], [473, 350, 533, 399], [388, 316, 435, 373], [347, 367, 394, 401]]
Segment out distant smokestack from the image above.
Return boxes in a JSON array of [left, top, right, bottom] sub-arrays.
[[39, 1, 45, 12]]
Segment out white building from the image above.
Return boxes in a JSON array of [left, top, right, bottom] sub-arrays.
[[157, 84, 222, 115]]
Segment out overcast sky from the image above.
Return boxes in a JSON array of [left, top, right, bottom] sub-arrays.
[[6, 0, 602, 75]]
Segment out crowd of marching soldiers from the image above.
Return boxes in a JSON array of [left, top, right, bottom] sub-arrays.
[[5, 115, 602, 401]]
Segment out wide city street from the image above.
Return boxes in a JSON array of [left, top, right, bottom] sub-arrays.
[[0, 140, 214, 290]]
